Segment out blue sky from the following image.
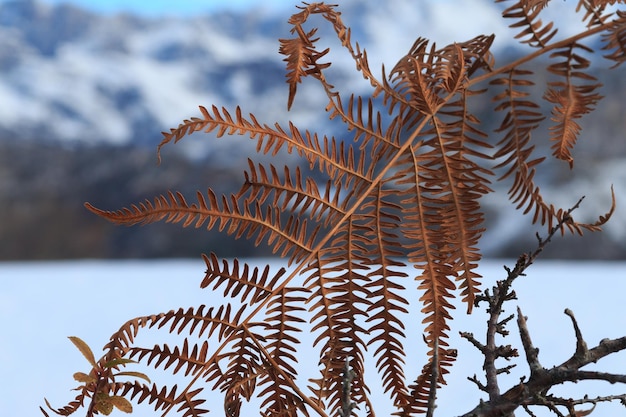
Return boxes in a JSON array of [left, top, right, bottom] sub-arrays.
[[37, 0, 292, 15]]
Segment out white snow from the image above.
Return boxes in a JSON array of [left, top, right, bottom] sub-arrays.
[[2, 258, 626, 416]]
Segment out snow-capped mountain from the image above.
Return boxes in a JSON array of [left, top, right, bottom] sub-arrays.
[[0, 0, 292, 146], [0, 0, 624, 260], [0, 0, 610, 146], [0, 0, 523, 147]]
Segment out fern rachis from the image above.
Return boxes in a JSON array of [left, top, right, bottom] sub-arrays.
[[44, 2, 623, 416]]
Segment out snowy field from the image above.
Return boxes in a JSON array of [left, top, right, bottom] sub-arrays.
[[2, 258, 626, 416]]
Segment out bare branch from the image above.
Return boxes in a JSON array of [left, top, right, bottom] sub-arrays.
[[460, 196, 626, 417], [338, 358, 356, 417], [426, 341, 439, 417], [564, 308, 589, 360], [516, 307, 542, 374]]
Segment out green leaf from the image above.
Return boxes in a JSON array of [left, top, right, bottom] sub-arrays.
[[114, 371, 152, 384], [95, 400, 113, 416], [94, 393, 114, 415], [68, 336, 97, 368], [109, 396, 133, 413], [103, 358, 137, 368], [73, 371, 96, 384]]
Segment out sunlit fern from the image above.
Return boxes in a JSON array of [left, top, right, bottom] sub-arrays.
[[44, 2, 622, 416]]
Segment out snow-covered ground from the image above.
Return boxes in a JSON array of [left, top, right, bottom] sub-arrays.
[[2, 258, 626, 416]]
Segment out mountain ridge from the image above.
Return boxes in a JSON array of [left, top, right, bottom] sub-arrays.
[[0, 0, 521, 147], [1, 0, 624, 259]]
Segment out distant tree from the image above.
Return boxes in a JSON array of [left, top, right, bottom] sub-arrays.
[[43, 1, 625, 416]]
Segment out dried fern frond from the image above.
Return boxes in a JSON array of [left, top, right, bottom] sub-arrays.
[[601, 10, 626, 66], [257, 287, 310, 417], [497, 0, 558, 47], [128, 339, 210, 378], [490, 68, 551, 224], [279, 26, 330, 110], [112, 381, 208, 416], [200, 253, 286, 305], [85, 188, 317, 265], [544, 42, 603, 167], [241, 159, 349, 226], [61, 2, 623, 417], [576, 0, 616, 28]]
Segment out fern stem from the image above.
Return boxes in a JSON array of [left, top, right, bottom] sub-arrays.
[[245, 327, 330, 417], [469, 22, 611, 87], [159, 80, 458, 417]]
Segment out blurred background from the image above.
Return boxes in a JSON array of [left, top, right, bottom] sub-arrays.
[[0, 0, 624, 260]]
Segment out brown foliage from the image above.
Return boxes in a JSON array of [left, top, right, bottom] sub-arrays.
[[45, 1, 624, 416]]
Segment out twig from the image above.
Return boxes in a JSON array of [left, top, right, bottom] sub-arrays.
[[425, 342, 439, 417], [563, 308, 588, 362], [516, 307, 542, 375], [338, 358, 356, 417], [459, 197, 626, 416], [467, 374, 488, 392]]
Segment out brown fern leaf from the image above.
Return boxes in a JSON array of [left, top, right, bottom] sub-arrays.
[[258, 375, 310, 417], [202, 29, 494, 415], [389, 38, 443, 117], [281, 2, 410, 172], [386, 38, 492, 318], [545, 42, 603, 167], [112, 382, 208, 416], [429, 96, 493, 312], [283, 2, 380, 91], [158, 105, 314, 164], [362, 186, 411, 405], [256, 288, 310, 417], [562, 186, 616, 234], [72, 3, 621, 417], [241, 159, 348, 228], [305, 184, 411, 409], [200, 253, 286, 305], [497, 0, 558, 47], [151, 304, 248, 340], [326, 93, 403, 159], [381, 37, 430, 125], [447, 34, 496, 78], [43, 394, 86, 416], [279, 27, 330, 110], [304, 235, 374, 414], [544, 84, 602, 167], [85, 188, 316, 265], [180, 388, 209, 417], [386, 34, 494, 124], [158, 104, 370, 194], [365, 272, 410, 403], [491, 68, 554, 225], [159, 105, 302, 157], [217, 328, 264, 417], [128, 340, 209, 377], [397, 346, 457, 416], [602, 10, 626, 67], [580, 185, 616, 231], [293, 129, 373, 191], [262, 289, 307, 376], [527, 0, 551, 11], [576, 0, 616, 28], [101, 304, 246, 360], [400, 184, 459, 411]]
